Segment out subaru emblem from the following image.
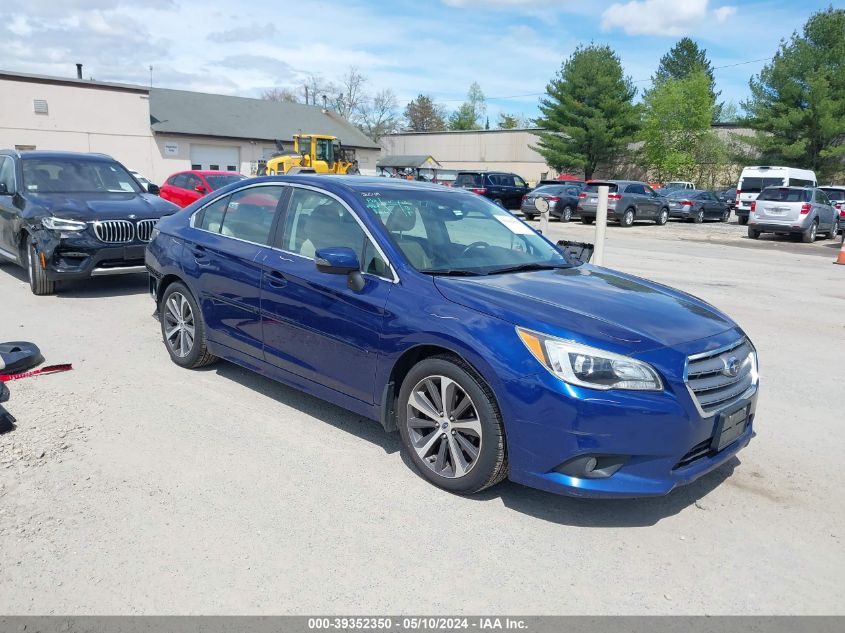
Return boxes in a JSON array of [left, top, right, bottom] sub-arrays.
[[722, 355, 740, 378]]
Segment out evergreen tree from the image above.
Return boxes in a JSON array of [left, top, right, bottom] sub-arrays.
[[404, 94, 447, 132], [653, 37, 721, 119]]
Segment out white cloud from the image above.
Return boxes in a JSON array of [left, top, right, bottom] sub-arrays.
[[601, 0, 710, 36], [714, 5, 737, 22]]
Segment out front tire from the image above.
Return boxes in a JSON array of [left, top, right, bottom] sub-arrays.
[[655, 208, 668, 225], [398, 355, 507, 494], [159, 282, 218, 369], [26, 237, 56, 296]]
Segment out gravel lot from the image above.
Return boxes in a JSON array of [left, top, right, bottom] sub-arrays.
[[1, 217, 843, 615]]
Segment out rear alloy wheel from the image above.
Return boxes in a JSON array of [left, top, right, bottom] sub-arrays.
[[581, 217, 594, 225], [655, 208, 669, 225], [802, 221, 818, 243], [398, 356, 507, 494], [620, 208, 635, 227], [560, 206, 573, 222], [694, 209, 705, 224], [26, 237, 56, 296], [160, 282, 218, 369], [747, 227, 761, 239]]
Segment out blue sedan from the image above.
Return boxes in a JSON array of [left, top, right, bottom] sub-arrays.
[[146, 176, 759, 498]]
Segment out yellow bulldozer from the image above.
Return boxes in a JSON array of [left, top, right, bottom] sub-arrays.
[[263, 134, 359, 176]]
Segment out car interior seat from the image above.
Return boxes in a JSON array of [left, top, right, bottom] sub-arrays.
[[386, 205, 431, 270]]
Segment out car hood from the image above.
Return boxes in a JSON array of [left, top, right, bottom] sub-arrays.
[[27, 192, 178, 221], [434, 265, 736, 353]]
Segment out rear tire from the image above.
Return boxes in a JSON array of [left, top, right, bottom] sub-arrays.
[[721, 210, 730, 222], [802, 221, 818, 243], [159, 282, 218, 369], [738, 215, 749, 226], [620, 208, 635, 227], [694, 209, 705, 224], [522, 214, 535, 221], [560, 206, 573, 222], [493, 198, 504, 208], [397, 355, 507, 494], [747, 227, 761, 239], [26, 237, 56, 296], [826, 219, 839, 239], [581, 217, 594, 225]]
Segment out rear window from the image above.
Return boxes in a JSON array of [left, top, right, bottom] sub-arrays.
[[821, 188, 845, 201], [757, 187, 811, 202], [455, 173, 483, 187], [739, 177, 784, 193], [533, 186, 568, 196], [584, 182, 618, 194]]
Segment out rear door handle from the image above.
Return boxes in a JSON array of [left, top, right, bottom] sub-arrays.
[[267, 270, 287, 288]]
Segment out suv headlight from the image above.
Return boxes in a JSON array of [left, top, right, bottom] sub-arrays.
[[42, 217, 87, 232], [517, 327, 663, 391]]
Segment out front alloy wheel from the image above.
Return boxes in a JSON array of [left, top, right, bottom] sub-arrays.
[[159, 282, 218, 369], [656, 208, 668, 225], [398, 356, 507, 494]]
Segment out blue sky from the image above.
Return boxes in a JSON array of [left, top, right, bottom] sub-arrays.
[[0, 0, 833, 124]]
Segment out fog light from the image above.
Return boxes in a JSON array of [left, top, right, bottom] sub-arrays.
[[554, 454, 628, 479]]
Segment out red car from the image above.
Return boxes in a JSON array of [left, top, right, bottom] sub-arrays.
[[159, 170, 246, 208]]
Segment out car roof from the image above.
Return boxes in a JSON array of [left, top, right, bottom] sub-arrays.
[[234, 175, 476, 197], [2, 150, 116, 161], [188, 170, 242, 175]]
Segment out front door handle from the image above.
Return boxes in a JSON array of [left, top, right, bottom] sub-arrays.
[[189, 244, 208, 259], [267, 270, 287, 288]]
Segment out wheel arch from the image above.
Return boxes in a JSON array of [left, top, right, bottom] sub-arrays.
[[379, 343, 502, 434]]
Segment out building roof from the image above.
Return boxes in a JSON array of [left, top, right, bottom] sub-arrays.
[[149, 88, 380, 149], [377, 155, 442, 169], [0, 69, 149, 94]]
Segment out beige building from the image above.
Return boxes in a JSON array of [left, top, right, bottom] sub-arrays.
[[0, 70, 381, 185], [382, 129, 552, 183]]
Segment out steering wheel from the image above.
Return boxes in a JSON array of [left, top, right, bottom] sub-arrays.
[[461, 241, 490, 257]]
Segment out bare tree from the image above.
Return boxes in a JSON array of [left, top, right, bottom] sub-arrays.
[[359, 89, 400, 142], [261, 87, 300, 103], [300, 73, 338, 106], [332, 66, 368, 122]]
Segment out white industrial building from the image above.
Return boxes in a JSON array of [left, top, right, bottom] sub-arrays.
[[0, 69, 381, 185]]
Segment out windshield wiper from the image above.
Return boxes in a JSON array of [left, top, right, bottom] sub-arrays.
[[486, 262, 571, 275], [419, 268, 485, 277]]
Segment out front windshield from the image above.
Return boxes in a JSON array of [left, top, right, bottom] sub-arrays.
[[22, 158, 142, 194], [358, 187, 572, 275], [205, 174, 245, 190]]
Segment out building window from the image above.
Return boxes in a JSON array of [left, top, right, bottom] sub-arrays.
[[191, 164, 201, 170], [227, 165, 237, 172], [15, 145, 36, 151], [210, 164, 219, 170], [33, 100, 48, 115]]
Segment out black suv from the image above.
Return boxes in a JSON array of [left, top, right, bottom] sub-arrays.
[[0, 150, 178, 295], [454, 171, 530, 209]]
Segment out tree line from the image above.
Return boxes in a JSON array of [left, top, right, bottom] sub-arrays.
[[535, 6, 845, 184]]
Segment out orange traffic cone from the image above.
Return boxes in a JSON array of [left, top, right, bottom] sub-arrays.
[[835, 236, 845, 265]]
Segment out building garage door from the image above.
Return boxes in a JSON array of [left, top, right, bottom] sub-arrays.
[[190, 144, 240, 172]]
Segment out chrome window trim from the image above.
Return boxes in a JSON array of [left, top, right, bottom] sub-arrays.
[[682, 337, 759, 419], [188, 181, 398, 284]]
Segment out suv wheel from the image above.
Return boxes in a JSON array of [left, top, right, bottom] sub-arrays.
[[827, 219, 840, 239], [620, 208, 635, 227], [802, 221, 818, 243], [721, 210, 730, 222], [26, 237, 56, 296], [655, 208, 668, 225], [581, 217, 594, 225], [738, 215, 749, 226], [523, 213, 535, 221], [398, 355, 507, 494], [747, 227, 761, 239], [159, 282, 218, 369]]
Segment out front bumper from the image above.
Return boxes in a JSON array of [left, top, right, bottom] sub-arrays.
[[35, 232, 149, 281], [502, 330, 758, 498]]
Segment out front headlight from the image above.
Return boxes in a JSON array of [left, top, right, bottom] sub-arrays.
[[517, 327, 663, 391], [42, 217, 87, 232]]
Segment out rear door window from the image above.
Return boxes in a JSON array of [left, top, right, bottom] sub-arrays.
[[218, 186, 286, 245], [626, 183, 646, 195]]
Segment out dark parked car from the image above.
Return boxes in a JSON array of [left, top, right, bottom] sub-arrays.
[[453, 171, 530, 209], [521, 185, 581, 222], [0, 150, 178, 295], [535, 178, 586, 190], [716, 188, 737, 211], [665, 189, 731, 223], [577, 180, 669, 227], [147, 175, 758, 498]]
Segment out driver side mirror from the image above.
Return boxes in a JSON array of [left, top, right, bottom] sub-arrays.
[[147, 183, 160, 195], [315, 247, 365, 291], [194, 185, 207, 194]]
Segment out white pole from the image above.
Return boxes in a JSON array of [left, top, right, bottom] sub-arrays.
[[593, 185, 608, 266], [539, 205, 550, 235]]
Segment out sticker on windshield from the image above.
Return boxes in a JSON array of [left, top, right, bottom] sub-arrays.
[[493, 213, 533, 235]]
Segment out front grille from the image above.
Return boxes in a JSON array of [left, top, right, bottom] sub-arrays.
[[94, 220, 134, 243], [685, 339, 755, 415], [136, 219, 157, 242]]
